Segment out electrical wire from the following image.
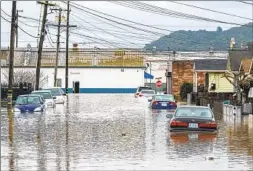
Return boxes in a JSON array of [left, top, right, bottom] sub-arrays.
[[1, 15, 39, 39], [238, 1, 253, 5], [169, 1, 253, 21], [71, 13, 144, 46], [110, 1, 252, 27]]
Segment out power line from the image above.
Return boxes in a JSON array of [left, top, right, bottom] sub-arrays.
[[238, 1, 253, 5], [110, 1, 252, 27], [169, 1, 253, 21], [1, 15, 39, 38]]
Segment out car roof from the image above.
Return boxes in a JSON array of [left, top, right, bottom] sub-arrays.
[[19, 94, 42, 97], [154, 94, 173, 96], [177, 105, 210, 109], [140, 89, 155, 92], [32, 90, 51, 93]]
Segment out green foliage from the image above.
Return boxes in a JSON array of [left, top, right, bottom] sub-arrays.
[[180, 82, 193, 101], [145, 23, 253, 51], [216, 26, 223, 32]]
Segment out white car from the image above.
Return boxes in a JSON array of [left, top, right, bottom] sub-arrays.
[[139, 90, 156, 100], [44, 87, 66, 104], [31, 90, 56, 108]]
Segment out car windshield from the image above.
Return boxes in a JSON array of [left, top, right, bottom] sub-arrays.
[[16, 96, 41, 105], [138, 87, 152, 92], [175, 108, 213, 118], [141, 90, 155, 94], [155, 95, 174, 101], [46, 89, 62, 96], [32, 92, 52, 99]]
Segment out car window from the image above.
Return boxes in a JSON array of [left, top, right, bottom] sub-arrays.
[[45, 89, 62, 96], [141, 90, 155, 94], [16, 96, 41, 105], [175, 108, 213, 118], [155, 95, 174, 101], [32, 92, 52, 99], [138, 87, 152, 92]]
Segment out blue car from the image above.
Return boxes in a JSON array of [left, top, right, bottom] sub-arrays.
[[149, 94, 177, 110], [13, 94, 46, 113]]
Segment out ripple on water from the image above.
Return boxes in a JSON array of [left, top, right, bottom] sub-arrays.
[[1, 94, 253, 170]]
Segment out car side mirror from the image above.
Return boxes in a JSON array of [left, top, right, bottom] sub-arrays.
[[148, 99, 152, 102], [63, 93, 66, 96], [12, 101, 16, 105], [53, 96, 56, 99]]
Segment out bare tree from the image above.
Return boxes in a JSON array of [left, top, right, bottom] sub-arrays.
[[1, 69, 48, 88], [223, 71, 252, 104]]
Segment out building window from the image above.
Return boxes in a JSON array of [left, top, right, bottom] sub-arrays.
[[56, 78, 62, 87]]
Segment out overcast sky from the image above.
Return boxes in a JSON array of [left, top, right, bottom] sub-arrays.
[[1, 1, 252, 48]]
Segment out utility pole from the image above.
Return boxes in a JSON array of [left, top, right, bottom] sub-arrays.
[[65, 1, 70, 95], [15, 9, 23, 48], [7, 1, 17, 111], [47, 6, 76, 88], [35, 1, 55, 90], [53, 8, 62, 87]]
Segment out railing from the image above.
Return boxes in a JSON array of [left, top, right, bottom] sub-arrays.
[[1, 50, 145, 67], [223, 104, 242, 116]]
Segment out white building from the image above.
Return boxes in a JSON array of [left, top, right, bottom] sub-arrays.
[[1, 66, 145, 93]]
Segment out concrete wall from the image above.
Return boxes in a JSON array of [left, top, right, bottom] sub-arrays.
[[1, 67, 145, 93]]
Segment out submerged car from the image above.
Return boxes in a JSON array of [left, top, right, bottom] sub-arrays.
[[134, 86, 152, 98], [149, 94, 177, 110], [31, 90, 56, 108], [44, 87, 66, 104], [13, 94, 46, 113], [169, 106, 217, 132], [138, 90, 156, 100]]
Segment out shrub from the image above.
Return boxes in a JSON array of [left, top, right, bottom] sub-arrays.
[[180, 82, 193, 101]]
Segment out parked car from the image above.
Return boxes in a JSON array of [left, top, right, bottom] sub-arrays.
[[31, 90, 56, 108], [134, 86, 152, 98], [13, 94, 46, 113], [169, 106, 217, 132], [44, 87, 66, 104], [138, 90, 155, 100], [149, 94, 177, 110]]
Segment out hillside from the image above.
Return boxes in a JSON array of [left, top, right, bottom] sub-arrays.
[[144, 23, 253, 51]]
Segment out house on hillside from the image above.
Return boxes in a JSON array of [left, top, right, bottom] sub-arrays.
[[193, 59, 234, 93]]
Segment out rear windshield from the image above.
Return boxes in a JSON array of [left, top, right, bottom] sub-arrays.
[[155, 95, 174, 101], [141, 90, 155, 94], [138, 87, 152, 92], [45, 89, 62, 96], [175, 108, 213, 118], [32, 92, 52, 99]]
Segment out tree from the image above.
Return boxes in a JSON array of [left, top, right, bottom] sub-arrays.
[[180, 82, 193, 101], [223, 71, 252, 105], [216, 26, 223, 32], [2, 69, 48, 88]]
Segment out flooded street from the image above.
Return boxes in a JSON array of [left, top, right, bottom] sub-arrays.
[[1, 94, 253, 170]]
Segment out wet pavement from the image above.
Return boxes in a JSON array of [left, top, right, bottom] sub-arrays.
[[1, 94, 253, 170]]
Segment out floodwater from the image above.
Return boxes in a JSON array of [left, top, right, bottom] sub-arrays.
[[1, 94, 253, 170]]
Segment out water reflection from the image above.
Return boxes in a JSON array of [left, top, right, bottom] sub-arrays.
[[8, 109, 15, 171], [1, 95, 253, 170]]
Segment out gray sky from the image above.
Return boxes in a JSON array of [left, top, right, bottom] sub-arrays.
[[1, 1, 252, 48]]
